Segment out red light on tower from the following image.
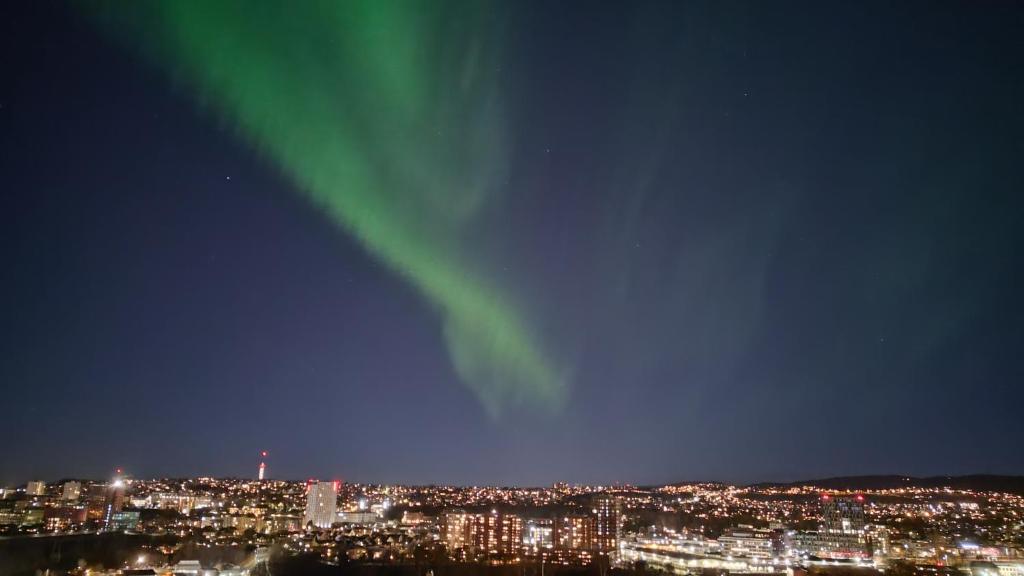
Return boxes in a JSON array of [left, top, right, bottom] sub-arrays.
[[856, 494, 865, 502], [257, 451, 268, 481], [821, 493, 830, 500]]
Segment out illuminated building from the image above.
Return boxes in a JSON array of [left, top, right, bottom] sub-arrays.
[[61, 481, 81, 501], [152, 492, 194, 513], [85, 484, 110, 520], [819, 494, 868, 558], [338, 510, 379, 524], [554, 514, 594, 551], [303, 481, 338, 529], [524, 518, 554, 550], [593, 495, 621, 554], [263, 513, 301, 534], [0, 509, 21, 525], [443, 509, 523, 556], [171, 560, 203, 575], [25, 481, 46, 496], [107, 510, 140, 531], [719, 526, 773, 559], [224, 513, 257, 533], [103, 479, 126, 528], [493, 512, 523, 555], [971, 561, 1024, 576], [866, 525, 890, 556], [443, 510, 477, 551], [20, 508, 44, 526], [402, 511, 427, 524], [44, 506, 87, 531]]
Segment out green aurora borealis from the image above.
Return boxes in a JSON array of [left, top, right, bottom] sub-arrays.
[[7, 0, 1024, 482], [96, 1, 565, 416]]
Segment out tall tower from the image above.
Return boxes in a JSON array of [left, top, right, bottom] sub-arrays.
[[593, 495, 621, 555], [303, 480, 338, 529], [103, 472, 126, 529], [258, 451, 267, 480]]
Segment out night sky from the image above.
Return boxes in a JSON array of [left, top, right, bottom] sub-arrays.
[[2, 1, 1023, 487]]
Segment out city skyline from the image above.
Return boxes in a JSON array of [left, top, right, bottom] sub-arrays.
[[8, 470, 1024, 492], [3, 471, 1024, 574]]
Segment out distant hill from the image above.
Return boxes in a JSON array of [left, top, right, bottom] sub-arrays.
[[749, 475, 1024, 495]]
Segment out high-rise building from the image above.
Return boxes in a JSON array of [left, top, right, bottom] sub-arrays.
[[25, 481, 46, 496], [303, 481, 338, 529], [554, 514, 595, 551], [442, 510, 523, 556], [103, 479, 126, 529], [85, 484, 110, 520], [443, 510, 478, 552], [819, 494, 868, 558], [61, 481, 81, 502], [865, 524, 890, 557], [524, 518, 554, 550], [492, 512, 523, 555], [593, 495, 621, 554]]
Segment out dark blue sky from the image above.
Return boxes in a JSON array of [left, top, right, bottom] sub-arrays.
[[2, 1, 1023, 486]]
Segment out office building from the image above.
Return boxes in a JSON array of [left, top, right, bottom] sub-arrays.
[[819, 494, 868, 558], [108, 510, 140, 532], [44, 506, 88, 532], [719, 526, 774, 559]]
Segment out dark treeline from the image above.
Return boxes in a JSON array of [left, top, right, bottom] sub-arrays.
[[0, 533, 174, 576]]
